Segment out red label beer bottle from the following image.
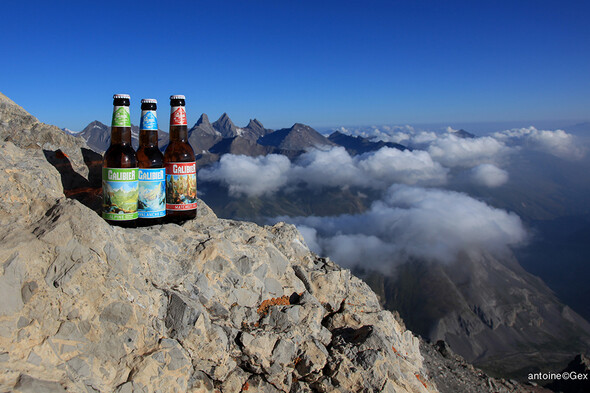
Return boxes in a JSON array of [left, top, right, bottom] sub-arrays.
[[102, 94, 138, 227], [164, 95, 197, 222]]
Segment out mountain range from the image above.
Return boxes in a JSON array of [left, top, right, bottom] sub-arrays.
[[71, 113, 402, 165], [77, 121, 169, 152], [64, 111, 590, 383]]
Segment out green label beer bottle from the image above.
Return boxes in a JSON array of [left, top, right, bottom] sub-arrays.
[[102, 94, 139, 227]]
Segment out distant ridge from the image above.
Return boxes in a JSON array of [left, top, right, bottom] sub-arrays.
[[71, 114, 413, 166], [76, 121, 168, 152], [328, 131, 408, 155], [258, 123, 337, 152]]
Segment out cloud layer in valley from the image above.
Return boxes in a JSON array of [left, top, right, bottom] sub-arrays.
[[200, 126, 584, 198], [200, 146, 448, 197], [282, 185, 528, 270], [198, 124, 583, 270]]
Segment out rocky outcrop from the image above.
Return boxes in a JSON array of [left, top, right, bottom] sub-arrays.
[[0, 92, 89, 178], [0, 94, 438, 393]]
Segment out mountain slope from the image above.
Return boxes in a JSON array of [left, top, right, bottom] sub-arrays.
[[360, 251, 590, 378]]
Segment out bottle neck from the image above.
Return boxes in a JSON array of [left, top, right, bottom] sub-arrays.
[[111, 127, 132, 145], [139, 130, 159, 147], [170, 125, 188, 142]]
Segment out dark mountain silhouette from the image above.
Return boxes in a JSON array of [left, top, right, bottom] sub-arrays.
[[328, 131, 408, 155], [452, 129, 476, 138]]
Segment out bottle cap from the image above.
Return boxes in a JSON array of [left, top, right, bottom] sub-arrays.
[[170, 95, 185, 100], [141, 98, 157, 104], [113, 94, 131, 99]]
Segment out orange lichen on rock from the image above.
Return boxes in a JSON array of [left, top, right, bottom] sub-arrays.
[[415, 373, 427, 388], [257, 295, 291, 316], [241, 381, 250, 391]]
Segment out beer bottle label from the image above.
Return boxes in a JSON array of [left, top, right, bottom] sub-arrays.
[[165, 162, 197, 211], [138, 168, 166, 218], [140, 110, 158, 130], [170, 106, 187, 126], [112, 106, 131, 127], [102, 168, 139, 220]]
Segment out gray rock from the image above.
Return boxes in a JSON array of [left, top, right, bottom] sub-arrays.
[[100, 302, 133, 326], [13, 375, 67, 393]]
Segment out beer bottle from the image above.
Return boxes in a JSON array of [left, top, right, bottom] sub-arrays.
[[164, 95, 197, 222], [102, 94, 138, 227], [137, 99, 165, 226]]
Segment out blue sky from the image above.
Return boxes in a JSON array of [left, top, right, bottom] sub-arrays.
[[1, 0, 588, 131]]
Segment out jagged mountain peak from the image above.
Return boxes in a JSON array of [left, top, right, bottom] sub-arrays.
[[218, 112, 231, 121], [212, 113, 239, 138], [196, 113, 210, 126], [87, 120, 108, 128], [247, 118, 264, 130]]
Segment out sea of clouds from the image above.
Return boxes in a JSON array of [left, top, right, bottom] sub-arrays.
[[199, 126, 584, 268]]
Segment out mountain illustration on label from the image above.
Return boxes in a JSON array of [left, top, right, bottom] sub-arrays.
[[140, 111, 158, 130], [112, 107, 131, 127], [171, 107, 187, 125]]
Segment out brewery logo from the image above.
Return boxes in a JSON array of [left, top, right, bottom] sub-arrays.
[[170, 106, 187, 126]]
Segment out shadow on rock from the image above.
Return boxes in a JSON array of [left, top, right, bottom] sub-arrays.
[[43, 149, 102, 214]]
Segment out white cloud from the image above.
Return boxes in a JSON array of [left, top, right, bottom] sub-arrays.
[[469, 164, 509, 187], [355, 147, 447, 186], [280, 185, 527, 269], [427, 134, 509, 167], [493, 127, 584, 159], [290, 147, 361, 189], [199, 154, 291, 197]]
